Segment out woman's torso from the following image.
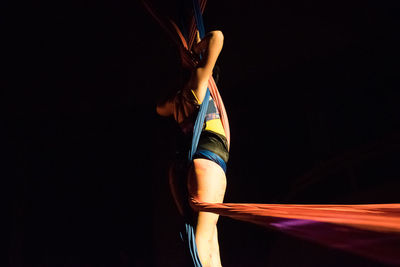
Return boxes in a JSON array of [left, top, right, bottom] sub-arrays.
[[173, 89, 229, 164]]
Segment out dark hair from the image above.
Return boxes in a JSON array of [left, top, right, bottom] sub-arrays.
[[179, 66, 193, 89]]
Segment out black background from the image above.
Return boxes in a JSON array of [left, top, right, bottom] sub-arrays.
[[2, 0, 400, 266]]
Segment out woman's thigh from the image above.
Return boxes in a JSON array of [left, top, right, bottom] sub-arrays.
[[188, 158, 226, 204]]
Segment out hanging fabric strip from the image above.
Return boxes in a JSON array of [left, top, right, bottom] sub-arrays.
[[189, 0, 230, 148], [192, 0, 206, 38], [188, 0, 210, 160], [140, 0, 183, 48], [188, 0, 207, 50], [180, 223, 203, 267], [188, 89, 210, 161], [184, 1, 210, 265]]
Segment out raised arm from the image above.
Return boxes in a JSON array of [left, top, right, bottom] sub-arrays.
[[156, 30, 224, 117], [190, 30, 224, 103]]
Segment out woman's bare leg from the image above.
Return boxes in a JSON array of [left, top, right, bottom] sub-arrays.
[[188, 158, 226, 267], [210, 226, 222, 266]]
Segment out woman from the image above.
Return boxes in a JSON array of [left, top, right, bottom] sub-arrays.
[[156, 30, 227, 267]]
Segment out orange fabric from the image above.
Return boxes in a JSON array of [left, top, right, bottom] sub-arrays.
[[190, 198, 400, 265], [169, 20, 189, 50], [191, 200, 400, 233]]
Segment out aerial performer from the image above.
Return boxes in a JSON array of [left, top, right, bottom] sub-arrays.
[[142, 0, 400, 266], [157, 29, 227, 267]]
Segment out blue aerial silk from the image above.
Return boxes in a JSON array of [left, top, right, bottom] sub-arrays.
[[192, 0, 206, 38], [182, 89, 209, 267], [188, 89, 210, 162], [181, 1, 210, 266], [194, 149, 227, 173]]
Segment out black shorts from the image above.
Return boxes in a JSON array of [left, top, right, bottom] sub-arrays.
[[196, 130, 229, 164]]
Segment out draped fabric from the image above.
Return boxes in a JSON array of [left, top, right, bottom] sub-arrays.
[[142, 0, 400, 265], [191, 201, 400, 265]]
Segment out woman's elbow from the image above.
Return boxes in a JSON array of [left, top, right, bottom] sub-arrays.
[[156, 103, 173, 117], [210, 30, 224, 43], [156, 105, 165, 116]]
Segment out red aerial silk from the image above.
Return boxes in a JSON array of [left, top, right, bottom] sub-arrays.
[[191, 200, 400, 265], [142, 0, 400, 265]]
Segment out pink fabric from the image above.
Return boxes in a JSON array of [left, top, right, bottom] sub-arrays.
[[207, 76, 230, 149]]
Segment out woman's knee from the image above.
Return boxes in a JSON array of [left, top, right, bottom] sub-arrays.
[[196, 212, 220, 236]]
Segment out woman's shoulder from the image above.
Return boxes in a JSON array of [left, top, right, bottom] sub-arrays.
[[175, 89, 200, 108]]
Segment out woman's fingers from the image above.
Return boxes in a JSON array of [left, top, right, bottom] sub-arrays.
[[192, 31, 202, 55]]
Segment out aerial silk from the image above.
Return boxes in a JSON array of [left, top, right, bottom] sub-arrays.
[[142, 0, 400, 266]]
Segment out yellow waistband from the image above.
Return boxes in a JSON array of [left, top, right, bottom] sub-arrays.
[[205, 119, 226, 137], [191, 90, 226, 137]]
